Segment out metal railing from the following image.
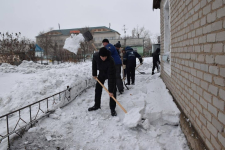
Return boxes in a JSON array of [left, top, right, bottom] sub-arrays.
[[0, 78, 95, 149]]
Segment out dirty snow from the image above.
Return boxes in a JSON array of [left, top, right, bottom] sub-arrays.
[[0, 57, 189, 150]]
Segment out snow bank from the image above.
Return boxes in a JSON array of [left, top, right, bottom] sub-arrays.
[[63, 34, 84, 54], [1, 57, 189, 150]]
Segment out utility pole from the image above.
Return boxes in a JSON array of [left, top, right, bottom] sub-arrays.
[[122, 25, 127, 47]]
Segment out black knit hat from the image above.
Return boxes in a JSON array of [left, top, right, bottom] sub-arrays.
[[102, 39, 109, 43], [114, 41, 121, 48], [99, 47, 109, 57]]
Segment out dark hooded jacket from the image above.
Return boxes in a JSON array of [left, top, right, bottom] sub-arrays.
[[152, 48, 160, 63], [123, 46, 143, 68], [92, 51, 116, 93]]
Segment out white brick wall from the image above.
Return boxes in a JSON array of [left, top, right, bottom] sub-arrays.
[[160, 0, 225, 149]]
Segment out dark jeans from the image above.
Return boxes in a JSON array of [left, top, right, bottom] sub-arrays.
[[152, 61, 159, 72], [127, 67, 135, 84], [115, 65, 124, 91], [94, 76, 117, 110]]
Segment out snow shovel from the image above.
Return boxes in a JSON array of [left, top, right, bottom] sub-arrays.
[[94, 78, 127, 113], [121, 51, 129, 90], [83, 31, 98, 52], [137, 69, 146, 74]]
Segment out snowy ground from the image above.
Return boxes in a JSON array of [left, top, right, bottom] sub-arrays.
[[0, 58, 189, 150]]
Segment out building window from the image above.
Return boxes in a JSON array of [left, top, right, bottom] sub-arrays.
[[162, 0, 171, 76]]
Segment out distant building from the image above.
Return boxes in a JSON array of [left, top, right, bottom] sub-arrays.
[[36, 26, 120, 51]]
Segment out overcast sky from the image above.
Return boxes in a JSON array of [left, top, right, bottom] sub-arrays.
[[0, 0, 160, 41]]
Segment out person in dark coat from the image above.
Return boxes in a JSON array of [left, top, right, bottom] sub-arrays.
[[123, 46, 143, 85], [152, 48, 160, 75], [102, 39, 124, 94], [114, 41, 121, 56], [88, 47, 117, 116]]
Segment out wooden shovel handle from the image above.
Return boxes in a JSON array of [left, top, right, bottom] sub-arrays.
[[135, 64, 142, 70], [92, 43, 98, 52], [95, 78, 127, 113]]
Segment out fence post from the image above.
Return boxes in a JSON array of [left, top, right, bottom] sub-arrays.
[[6, 115, 10, 149]]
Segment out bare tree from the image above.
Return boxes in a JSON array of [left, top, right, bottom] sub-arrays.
[[0, 32, 35, 64], [79, 27, 94, 62], [37, 28, 54, 64]]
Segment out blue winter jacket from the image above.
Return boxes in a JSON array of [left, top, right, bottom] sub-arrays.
[[105, 43, 122, 65]]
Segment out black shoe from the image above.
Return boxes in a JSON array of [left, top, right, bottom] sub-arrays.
[[131, 83, 135, 85], [111, 110, 117, 116], [152, 72, 154, 75], [88, 106, 100, 111], [119, 89, 124, 94], [125, 83, 130, 85]]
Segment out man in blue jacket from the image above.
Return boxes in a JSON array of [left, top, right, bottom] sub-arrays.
[[102, 39, 124, 94], [123, 46, 143, 85]]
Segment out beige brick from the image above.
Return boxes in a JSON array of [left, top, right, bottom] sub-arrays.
[[204, 73, 212, 83], [220, 68, 225, 77], [208, 85, 218, 96], [212, 20, 223, 32], [196, 117, 202, 128], [201, 16, 206, 26], [206, 138, 214, 150], [200, 114, 207, 125], [208, 103, 218, 117], [207, 12, 217, 23], [203, 24, 212, 34], [216, 31, 225, 42], [224, 19, 225, 29], [203, 109, 212, 121], [197, 54, 205, 62], [201, 0, 207, 8], [199, 35, 207, 44], [209, 66, 219, 75], [217, 7, 225, 18], [213, 96, 224, 111], [207, 33, 216, 42], [218, 111, 225, 124], [203, 4, 211, 15], [197, 71, 203, 78], [202, 125, 211, 139], [196, 28, 202, 36], [195, 2, 201, 12], [195, 45, 201, 52], [219, 89, 225, 101], [193, 13, 198, 22], [204, 44, 212, 52], [200, 97, 208, 109], [194, 77, 200, 86], [200, 64, 209, 72], [211, 135, 221, 150], [212, 117, 224, 132], [212, 0, 223, 10], [205, 55, 215, 64], [197, 86, 203, 96], [203, 91, 212, 102], [218, 133, 225, 148], [212, 43, 223, 53], [215, 55, 225, 65], [201, 80, 209, 90], [194, 106, 200, 116], [214, 77, 225, 86]]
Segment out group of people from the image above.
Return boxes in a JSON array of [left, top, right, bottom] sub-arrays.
[[88, 39, 150, 116]]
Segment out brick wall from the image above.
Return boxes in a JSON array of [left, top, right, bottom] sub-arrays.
[[160, 0, 225, 149]]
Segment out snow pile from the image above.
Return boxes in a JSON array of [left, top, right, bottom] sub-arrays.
[[123, 108, 143, 128], [1, 57, 189, 150], [63, 34, 84, 54]]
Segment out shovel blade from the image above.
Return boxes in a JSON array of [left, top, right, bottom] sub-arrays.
[[83, 31, 93, 42]]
